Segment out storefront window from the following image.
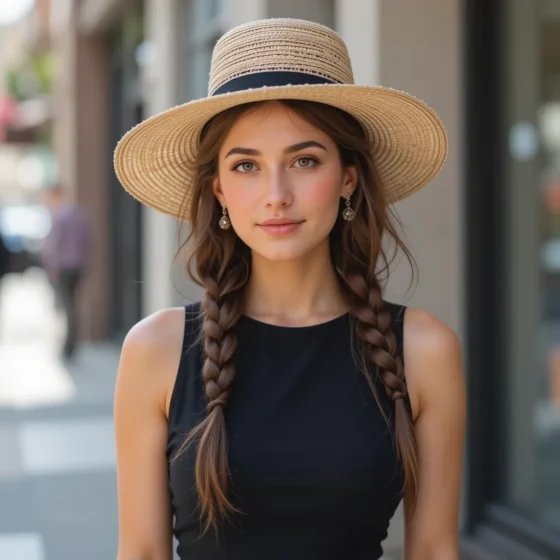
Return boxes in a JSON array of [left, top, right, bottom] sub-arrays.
[[504, 0, 560, 533]]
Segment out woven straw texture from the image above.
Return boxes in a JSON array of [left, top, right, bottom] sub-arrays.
[[114, 18, 448, 220]]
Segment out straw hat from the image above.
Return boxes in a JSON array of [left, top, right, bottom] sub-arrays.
[[114, 18, 448, 220]]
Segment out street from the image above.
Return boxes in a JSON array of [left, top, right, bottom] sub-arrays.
[[0, 269, 120, 559]]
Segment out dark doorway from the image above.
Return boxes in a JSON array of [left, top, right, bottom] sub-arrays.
[[107, 7, 145, 341]]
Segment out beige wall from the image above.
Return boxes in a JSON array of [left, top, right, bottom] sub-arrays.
[[335, 0, 380, 85], [380, 0, 464, 340], [227, 0, 266, 27]]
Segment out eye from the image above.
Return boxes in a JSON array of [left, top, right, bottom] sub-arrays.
[[294, 156, 320, 169], [232, 161, 258, 173]]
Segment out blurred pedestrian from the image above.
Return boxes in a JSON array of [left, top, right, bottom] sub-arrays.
[[112, 18, 465, 560], [42, 185, 92, 359]]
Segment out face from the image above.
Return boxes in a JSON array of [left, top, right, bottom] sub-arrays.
[[213, 102, 357, 262]]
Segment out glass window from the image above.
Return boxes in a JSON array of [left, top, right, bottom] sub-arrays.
[[504, 0, 560, 533]]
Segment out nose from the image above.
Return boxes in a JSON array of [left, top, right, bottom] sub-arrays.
[[263, 167, 293, 210]]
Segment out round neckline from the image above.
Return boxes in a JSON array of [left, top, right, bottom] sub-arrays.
[[239, 311, 350, 331]]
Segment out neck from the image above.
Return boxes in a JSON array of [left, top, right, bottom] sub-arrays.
[[244, 241, 348, 326]]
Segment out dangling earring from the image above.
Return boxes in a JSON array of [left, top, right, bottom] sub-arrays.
[[219, 205, 231, 230], [342, 193, 355, 222]]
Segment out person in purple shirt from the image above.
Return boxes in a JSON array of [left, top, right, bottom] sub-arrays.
[[42, 185, 92, 359]]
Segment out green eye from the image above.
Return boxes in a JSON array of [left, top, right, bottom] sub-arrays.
[[295, 157, 319, 168], [234, 161, 257, 173]]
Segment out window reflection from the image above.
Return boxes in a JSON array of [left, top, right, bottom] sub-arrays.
[[530, 2, 560, 531]]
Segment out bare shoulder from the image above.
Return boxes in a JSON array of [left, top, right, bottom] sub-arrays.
[[121, 307, 186, 357], [117, 307, 186, 416], [402, 308, 464, 419], [403, 308, 461, 356]]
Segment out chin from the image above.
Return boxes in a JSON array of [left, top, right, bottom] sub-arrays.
[[251, 241, 315, 263], [256, 248, 311, 262]]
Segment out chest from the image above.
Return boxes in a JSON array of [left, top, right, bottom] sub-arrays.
[[168, 330, 402, 521]]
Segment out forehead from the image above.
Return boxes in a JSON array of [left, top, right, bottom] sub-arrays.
[[221, 102, 332, 149]]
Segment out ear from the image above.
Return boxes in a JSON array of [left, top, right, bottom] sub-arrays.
[[341, 165, 358, 197], [212, 176, 225, 206]]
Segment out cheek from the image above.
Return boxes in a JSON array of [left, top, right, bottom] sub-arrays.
[[224, 193, 256, 228], [305, 176, 342, 212], [310, 178, 340, 206], [218, 173, 255, 219]]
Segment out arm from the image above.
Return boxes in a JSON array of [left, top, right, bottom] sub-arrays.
[[114, 309, 185, 560], [402, 309, 466, 560]]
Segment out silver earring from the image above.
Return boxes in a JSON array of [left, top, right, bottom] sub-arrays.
[[342, 193, 355, 221], [219, 205, 231, 230]]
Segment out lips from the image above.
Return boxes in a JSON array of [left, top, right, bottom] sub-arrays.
[[257, 218, 304, 236], [258, 218, 303, 226]]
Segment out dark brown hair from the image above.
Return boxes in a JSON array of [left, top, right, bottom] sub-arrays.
[[173, 100, 418, 534]]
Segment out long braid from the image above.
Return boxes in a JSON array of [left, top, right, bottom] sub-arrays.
[[341, 269, 419, 510], [174, 275, 245, 534]]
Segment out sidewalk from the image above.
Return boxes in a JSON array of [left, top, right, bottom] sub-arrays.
[[0, 269, 121, 560]]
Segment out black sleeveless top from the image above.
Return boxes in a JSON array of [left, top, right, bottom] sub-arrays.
[[166, 300, 409, 560]]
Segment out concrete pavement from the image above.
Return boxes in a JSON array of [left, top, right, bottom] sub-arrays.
[[0, 269, 120, 560]]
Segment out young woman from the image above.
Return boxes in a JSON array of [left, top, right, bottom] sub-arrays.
[[113, 18, 465, 560]]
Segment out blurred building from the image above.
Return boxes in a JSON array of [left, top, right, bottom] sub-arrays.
[[46, 0, 560, 557], [0, 0, 56, 229], [49, 0, 144, 340]]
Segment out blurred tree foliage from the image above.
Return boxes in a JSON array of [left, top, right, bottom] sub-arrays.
[[6, 51, 54, 101]]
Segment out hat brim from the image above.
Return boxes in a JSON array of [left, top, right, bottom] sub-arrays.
[[113, 84, 448, 220]]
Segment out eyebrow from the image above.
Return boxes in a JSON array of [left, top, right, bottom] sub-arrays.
[[225, 140, 327, 158]]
